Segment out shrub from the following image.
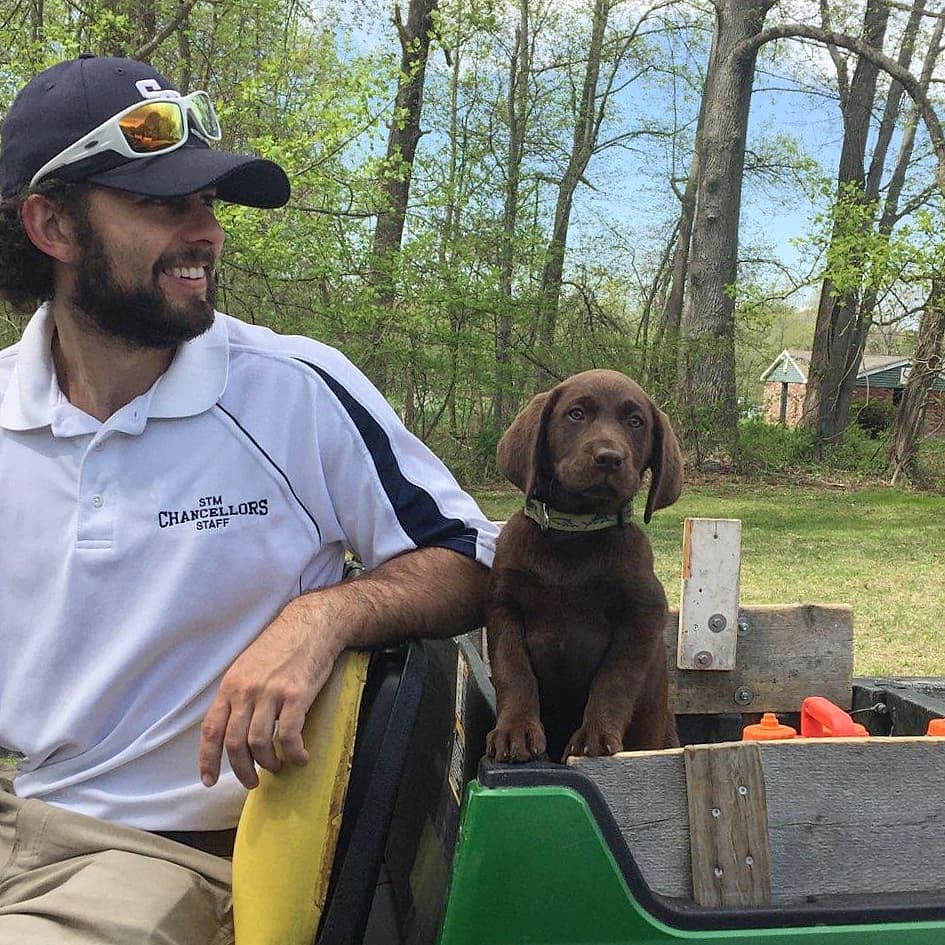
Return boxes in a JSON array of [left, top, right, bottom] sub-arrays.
[[822, 422, 887, 474], [734, 419, 816, 475], [734, 418, 886, 479], [851, 395, 896, 439]]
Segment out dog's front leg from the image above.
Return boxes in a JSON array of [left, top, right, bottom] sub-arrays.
[[486, 600, 546, 762], [563, 613, 663, 759]]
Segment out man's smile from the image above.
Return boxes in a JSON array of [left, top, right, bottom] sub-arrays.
[[166, 266, 208, 281]]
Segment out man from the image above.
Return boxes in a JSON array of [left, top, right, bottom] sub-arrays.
[[0, 55, 496, 944]]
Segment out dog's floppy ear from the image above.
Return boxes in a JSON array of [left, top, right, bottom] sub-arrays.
[[496, 390, 555, 495], [644, 403, 683, 523]]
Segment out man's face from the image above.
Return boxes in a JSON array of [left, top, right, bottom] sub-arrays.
[[68, 187, 225, 350]]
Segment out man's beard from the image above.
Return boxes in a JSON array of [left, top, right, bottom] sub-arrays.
[[70, 216, 216, 350]]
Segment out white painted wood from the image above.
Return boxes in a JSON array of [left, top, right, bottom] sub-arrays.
[[677, 518, 742, 671]]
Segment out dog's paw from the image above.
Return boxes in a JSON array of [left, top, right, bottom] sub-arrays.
[[563, 722, 624, 760], [486, 720, 547, 763]]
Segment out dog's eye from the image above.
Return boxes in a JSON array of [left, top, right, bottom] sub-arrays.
[[567, 407, 585, 421], [627, 415, 643, 428]]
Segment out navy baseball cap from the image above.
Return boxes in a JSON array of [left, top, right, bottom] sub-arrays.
[[0, 55, 290, 208]]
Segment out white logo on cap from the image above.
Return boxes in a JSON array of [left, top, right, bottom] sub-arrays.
[[135, 78, 181, 100]]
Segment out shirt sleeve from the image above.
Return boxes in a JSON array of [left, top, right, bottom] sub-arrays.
[[298, 352, 497, 572]]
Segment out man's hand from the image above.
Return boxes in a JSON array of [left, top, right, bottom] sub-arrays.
[[198, 547, 488, 790], [199, 597, 344, 789]]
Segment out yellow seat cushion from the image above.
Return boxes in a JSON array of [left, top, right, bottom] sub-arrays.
[[231, 649, 370, 945]]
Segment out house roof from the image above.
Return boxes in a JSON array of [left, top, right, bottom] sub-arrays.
[[760, 349, 911, 385]]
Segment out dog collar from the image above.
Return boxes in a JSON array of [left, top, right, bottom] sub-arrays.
[[523, 497, 633, 532]]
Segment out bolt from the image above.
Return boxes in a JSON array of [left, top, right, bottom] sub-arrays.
[[734, 687, 755, 707], [737, 785, 748, 796], [714, 867, 724, 878], [708, 613, 727, 632], [695, 651, 713, 668], [737, 616, 751, 636], [711, 807, 721, 818], [745, 856, 754, 867]]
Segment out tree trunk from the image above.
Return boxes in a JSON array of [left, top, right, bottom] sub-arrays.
[[493, 0, 532, 430], [888, 278, 945, 484], [176, 0, 193, 93], [373, 0, 438, 265], [649, 26, 717, 402], [802, 0, 890, 452], [675, 0, 775, 463], [30, 0, 44, 46], [534, 0, 610, 389], [367, 0, 439, 392]]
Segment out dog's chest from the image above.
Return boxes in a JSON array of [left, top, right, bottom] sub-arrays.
[[509, 552, 633, 680]]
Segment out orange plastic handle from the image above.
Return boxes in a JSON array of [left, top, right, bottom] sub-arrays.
[[800, 696, 857, 737]]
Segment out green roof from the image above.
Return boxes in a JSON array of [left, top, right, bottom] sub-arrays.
[[761, 350, 944, 390]]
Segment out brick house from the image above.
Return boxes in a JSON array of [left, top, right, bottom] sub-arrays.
[[760, 349, 945, 435]]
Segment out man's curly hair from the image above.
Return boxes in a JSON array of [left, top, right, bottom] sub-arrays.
[[0, 181, 90, 311]]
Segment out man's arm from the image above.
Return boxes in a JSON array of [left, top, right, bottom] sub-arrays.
[[199, 546, 488, 789]]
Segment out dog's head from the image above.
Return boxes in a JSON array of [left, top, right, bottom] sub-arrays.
[[496, 370, 683, 523]]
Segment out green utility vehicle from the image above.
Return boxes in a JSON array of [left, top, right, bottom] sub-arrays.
[[236, 611, 945, 945]]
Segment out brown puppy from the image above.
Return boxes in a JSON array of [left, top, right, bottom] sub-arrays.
[[486, 369, 683, 763]]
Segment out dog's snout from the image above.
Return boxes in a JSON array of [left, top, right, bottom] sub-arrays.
[[593, 448, 624, 471]]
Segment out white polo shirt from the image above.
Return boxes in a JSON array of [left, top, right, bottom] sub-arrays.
[[0, 306, 496, 830]]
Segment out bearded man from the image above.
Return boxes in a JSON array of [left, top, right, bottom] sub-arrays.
[[0, 55, 495, 944]]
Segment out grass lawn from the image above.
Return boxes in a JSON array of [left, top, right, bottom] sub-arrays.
[[471, 483, 945, 678]]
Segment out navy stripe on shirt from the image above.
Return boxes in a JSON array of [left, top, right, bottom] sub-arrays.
[[215, 403, 322, 541], [295, 360, 481, 558]]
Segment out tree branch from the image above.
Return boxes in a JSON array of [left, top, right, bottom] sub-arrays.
[[134, 0, 207, 61], [735, 23, 945, 192]]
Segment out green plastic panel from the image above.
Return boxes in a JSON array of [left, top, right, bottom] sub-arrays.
[[437, 781, 945, 945]]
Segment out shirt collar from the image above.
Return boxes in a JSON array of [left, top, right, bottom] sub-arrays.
[[0, 304, 229, 432]]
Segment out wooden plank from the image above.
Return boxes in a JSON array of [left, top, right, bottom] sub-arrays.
[[664, 604, 853, 715], [573, 737, 945, 905], [677, 519, 742, 671], [760, 738, 945, 902], [683, 742, 771, 907], [571, 750, 692, 897]]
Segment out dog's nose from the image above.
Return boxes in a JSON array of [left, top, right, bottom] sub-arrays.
[[594, 448, 624, 471]]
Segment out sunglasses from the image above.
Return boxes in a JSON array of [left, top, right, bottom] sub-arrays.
[[29, 91, 222, 190]]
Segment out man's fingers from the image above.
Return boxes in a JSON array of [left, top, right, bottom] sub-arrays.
[[247, 701, 282, 776], [201, 686, 312, 791], [274, 698, 310, 767], [222, 701, 261, 789], [199, 697, 231, 788]]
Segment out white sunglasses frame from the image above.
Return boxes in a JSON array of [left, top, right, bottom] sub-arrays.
[[29, 91, 222, 190]]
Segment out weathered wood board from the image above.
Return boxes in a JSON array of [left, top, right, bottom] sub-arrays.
[[666, 604, 853, 715], [684, 742, 771, 907], [677, 518, 742, 671], [573, 737, 945, 906]]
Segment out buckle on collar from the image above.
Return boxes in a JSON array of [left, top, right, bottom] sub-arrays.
[[617, 500, 632, 526], [525, 499, 551, 531]]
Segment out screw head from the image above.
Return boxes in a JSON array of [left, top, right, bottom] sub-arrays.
[[695, 650, 713, 668], [734, 686, 755, 706], [737, 616, 751, 635], [708, 613, 727, 632]]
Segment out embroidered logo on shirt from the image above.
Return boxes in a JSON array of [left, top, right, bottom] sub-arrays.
[[158, 495, 269, 531]]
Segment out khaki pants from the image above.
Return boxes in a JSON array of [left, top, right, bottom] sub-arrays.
[[0, 789, 233, 945]]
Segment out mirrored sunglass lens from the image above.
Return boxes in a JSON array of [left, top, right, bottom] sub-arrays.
[[188, 93, 221, 139], [119, 102, 184, 152]]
